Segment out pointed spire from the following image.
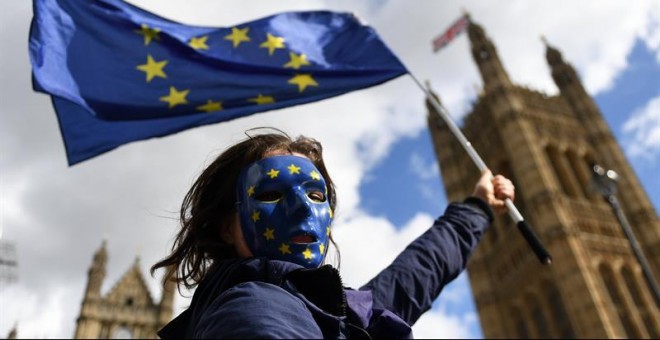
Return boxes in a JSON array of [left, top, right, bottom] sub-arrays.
[[84, 239, 108, 299], [424, 79, 433, 92], [461, 7, 471, 21], [424, 80, 448, 131], [92, 239, 107, 267], [466, 16, 511, 92], [424, 80, 443, 108], [543, 36, 564, 67], [7, 322, 17, 339]]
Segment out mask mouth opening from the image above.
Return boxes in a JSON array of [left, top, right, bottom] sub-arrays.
[[290, 233, 317, 244]]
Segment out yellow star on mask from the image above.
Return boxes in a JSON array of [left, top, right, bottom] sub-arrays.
[[135, 24, 160, 45], [160, 86, 189, 108], [260, 33, 285, 55], [319, 243, 325, 254], [252, 210, 260, 222], [288, 74, 318, 93], [136, 55, 167, 82], [310, 171, 321, 180], [189, 36, 209, 50], [267, 169, 280, 179], [196, 100, 223, 113], [284, 52, 311, 69], [302, 248, 313, 260], [248, 94, 275, 105], [279, 243, 291, 255], [287, 164, 301, 174], [263, 228, 275, 241], [225, 27, 250, 48], [247, 186, 255, 197]]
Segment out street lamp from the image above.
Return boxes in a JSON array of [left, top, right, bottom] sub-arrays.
[[590, 164, 660, 305]]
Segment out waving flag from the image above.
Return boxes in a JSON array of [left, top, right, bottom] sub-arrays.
[[432, 15, 469, 53], [29, 0, 408, 165]]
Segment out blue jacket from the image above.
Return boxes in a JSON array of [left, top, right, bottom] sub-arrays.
[[159, 198, 492, 339]]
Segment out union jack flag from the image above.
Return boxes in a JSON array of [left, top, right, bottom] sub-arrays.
[[432, 15, 470, 53]]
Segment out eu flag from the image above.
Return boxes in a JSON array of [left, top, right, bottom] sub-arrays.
[[29, 0, 408, 165]]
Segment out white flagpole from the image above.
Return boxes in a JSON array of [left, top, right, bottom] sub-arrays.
[[409, 74, 552, 265]]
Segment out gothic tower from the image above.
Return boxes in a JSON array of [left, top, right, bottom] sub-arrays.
[[427, 16, 659, 339], [74, 241, 176, 339]]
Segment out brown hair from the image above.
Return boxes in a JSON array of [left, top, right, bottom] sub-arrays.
[[151, 129, 338, 290]]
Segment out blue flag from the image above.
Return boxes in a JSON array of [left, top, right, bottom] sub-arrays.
[[30, 0, 408, 165]]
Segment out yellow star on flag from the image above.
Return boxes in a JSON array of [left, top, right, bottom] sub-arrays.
[[288, 74, 318, 93], [252, 210, 260, 222], [135, 24, 160, 45], [160, 86, 189, 109], [196, 100, 223, 113], [284, 52, 311, 69], [247, 186, 255, 197], [328, 208, 333, 218], [279, 243, 291, 255], [326, 226, 331, 236], [248, 94, 275, 105], [267, 169, 280, 179], [225, 27, 250, 48], [310, 171, 321, 180], [263, 228, 275, 241], [319, 243, 325, 254], [302, 248, 313, 260], [260, 33, 285, 55], [287, 164, 301, 174], [189, 36, 209, 50], [136, 55, 167, 82]]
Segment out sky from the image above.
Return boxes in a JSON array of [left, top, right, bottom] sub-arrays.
[[1, 0, 658, 338]]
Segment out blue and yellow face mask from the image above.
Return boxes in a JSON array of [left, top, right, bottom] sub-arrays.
[[236, 155, 333, 268]]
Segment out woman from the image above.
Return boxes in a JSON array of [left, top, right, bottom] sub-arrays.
[[152, 129, 514, 338]]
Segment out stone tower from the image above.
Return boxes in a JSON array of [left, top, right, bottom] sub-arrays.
[[74, 241, 176, 339], [426, 16, 659, 339]]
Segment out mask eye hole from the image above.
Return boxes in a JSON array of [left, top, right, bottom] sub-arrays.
[[255, 191, 283, 202], [307, 191, 326, 203]]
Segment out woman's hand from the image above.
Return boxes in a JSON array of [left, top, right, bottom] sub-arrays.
[[472, 169, 515, 215]]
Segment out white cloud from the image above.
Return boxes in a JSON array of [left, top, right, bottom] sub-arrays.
[[331, 210, 434, 287], [640, 7, 660, 62], [0, 284, 81, 339], [623, 95, 660, 160], [410, 152, 441, 200], [410, 152, 440, 180]]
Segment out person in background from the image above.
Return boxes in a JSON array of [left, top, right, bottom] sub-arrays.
[[152, 128, 515, 338]]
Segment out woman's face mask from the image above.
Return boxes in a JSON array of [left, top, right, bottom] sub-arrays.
[[236, 155, 333, 268]]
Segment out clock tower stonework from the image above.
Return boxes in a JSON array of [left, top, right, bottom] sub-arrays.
[[427, 16, 659, 339]]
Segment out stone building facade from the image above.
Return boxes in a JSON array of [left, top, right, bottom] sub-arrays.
[[427, 16, 659, 339], [74, 241, 175, 339]]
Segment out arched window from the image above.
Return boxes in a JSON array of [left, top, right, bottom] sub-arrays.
[[566, 149, 591, 198], [545, 281, 575, 338], [599, 264, 642, 338], [545, 145, 580, 197], [622, 265, 659, 338], [510, 306, 530, 339], [528, 295, 551, 338]]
